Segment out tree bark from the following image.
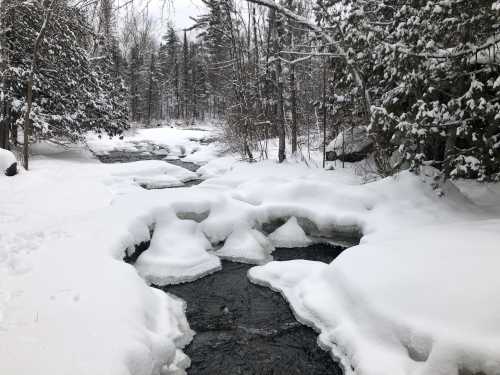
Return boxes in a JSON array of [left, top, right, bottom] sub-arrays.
[[322, 63, 327, 168], [272, 9, 286, 163], [290, 60, 297, 154], [0, 2, 10, 150]]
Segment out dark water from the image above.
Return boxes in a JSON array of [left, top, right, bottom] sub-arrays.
[[94, 143, 203, 188], [102, 139, 348, 373], [162, 244, 346, 375]]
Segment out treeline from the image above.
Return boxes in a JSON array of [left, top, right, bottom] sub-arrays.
[[175, 0, 500, 181], [121, 17, 215, 125], [1, 0, 499, 181], [0, 0, 127, 168]]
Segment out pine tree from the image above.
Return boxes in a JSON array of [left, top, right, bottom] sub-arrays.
[[0, 0, 128, 151]]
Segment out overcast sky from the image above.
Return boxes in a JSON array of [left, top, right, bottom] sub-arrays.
[[145, 0, 207, 32]]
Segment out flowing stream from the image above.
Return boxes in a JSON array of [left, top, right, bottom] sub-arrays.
[[162, 244, 347, 375], [98, 141, 351, 374]]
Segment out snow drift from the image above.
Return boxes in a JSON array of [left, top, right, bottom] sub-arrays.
[[0, 148, 17, 176]]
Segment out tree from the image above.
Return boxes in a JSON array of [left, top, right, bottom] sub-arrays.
[[0, 0, 128, 167]]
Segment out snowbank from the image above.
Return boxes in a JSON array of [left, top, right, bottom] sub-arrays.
[[0, 144, 197, 375], [0, 148, 17, 176], [250, 220, 500, 375], [135, 210, 221, 285], [87, 126, 224, 166]]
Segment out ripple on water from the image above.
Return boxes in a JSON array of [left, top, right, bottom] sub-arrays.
[[163, 244, 346, 375]]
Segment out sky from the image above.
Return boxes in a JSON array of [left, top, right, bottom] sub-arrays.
[[146, 0, 207, 31]]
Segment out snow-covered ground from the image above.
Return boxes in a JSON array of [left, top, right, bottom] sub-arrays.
[[1, 124, 500, 375]]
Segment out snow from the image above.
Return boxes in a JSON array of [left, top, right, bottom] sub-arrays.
[[249, 220, 500, 375], [247, 172, 500, 375], [135, 210, 221, 286], [87, 126, 222, 166], [1, 123, 500, 375], [105, 160, 199, 191], [268, 216, 311, 248], [0, 148, 17, 175], [216, 227, 274, 264], [326, 126, 373, 158]]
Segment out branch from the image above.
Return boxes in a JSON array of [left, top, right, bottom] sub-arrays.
[[389, 35, 500, 60], [244, 0, 372, 117]]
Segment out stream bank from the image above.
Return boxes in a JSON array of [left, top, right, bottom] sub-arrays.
[[162, 244, 346, 375]]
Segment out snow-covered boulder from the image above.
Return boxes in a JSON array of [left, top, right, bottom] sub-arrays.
[[0, 148, 17, 176], [326, 127, 373, 162], [268, 217, 312, 248]]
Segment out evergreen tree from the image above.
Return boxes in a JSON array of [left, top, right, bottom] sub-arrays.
[[0, 0, 127, 151]]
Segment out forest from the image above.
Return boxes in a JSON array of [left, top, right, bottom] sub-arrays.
[[1, 2, 500, 375], [1, 0, 499, 179]]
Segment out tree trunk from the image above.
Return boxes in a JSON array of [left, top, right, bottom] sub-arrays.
[[290, 61, 297, 155], [0, 1, 11, 150], [146, 53, 154, 126], [23, 0, 54, 170], [322, 63, 327, 168], [272, 9, 286, 163]]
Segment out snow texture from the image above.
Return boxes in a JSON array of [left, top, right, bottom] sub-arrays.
[[135, 211, 221, 285], [268, 216, 312, 248]]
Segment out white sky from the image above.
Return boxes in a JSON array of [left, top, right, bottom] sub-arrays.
[[146, 0, 207, 32], [118, 0, 248, 41]]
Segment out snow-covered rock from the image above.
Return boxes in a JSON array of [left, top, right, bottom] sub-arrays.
[[216, 227, 274, 264], [268, 216, 311, 248], [135, 210, 221, 286], [326, 127, 373, 162], [0, 148, 17, 176]]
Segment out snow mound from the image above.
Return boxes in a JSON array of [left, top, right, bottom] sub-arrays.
[[250, 220, 500, 375], [135, 211, 221, 285], [134, 175, 184, 189], [268, 216, 312, 248], [104, 160, 198, 192], [0, 148, 17, 176], [216, 228, 275, 264]]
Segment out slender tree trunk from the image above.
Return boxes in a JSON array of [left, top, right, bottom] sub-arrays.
[[274, 11, 286, 163], [290, 60, 297, 154], [0, 3, 11, 150], [146, 53, 154, 126], [287, 0, 298, 155], [23, 0, 54, 170], [322, 63, 327, 169]]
